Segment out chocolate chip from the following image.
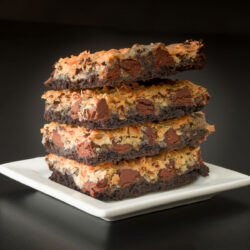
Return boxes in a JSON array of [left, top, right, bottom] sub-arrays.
[[136, 99, 154, 115], [112, 144, 131, 154], [95, 98, 110, 120], [145, 127, 157, 145], [158, 159, 176, 180], [165, 128, 180, 146], [154, 48, 174, 69], [138, 99, 152, 105], [120, 59, 142, 76], [85, 99, 110, 121], [77, 141, 95, 157], [82, 180, 108, 197], [52, 132, 64, 148], [70, 100, 81, 119], [172, 86, 193, 106], [106, 63, 120, 80], [82, 182, 96, 197], [117, 169, 141, 187]]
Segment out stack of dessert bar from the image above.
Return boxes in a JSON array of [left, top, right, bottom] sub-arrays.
[[41, 41, 214, 201]]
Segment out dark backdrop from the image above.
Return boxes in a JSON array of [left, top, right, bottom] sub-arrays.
[[1, 0, 250, 35], [0, 2, 250, 250]]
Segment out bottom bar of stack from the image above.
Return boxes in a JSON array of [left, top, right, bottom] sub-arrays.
[[46, 147, 208, 201]]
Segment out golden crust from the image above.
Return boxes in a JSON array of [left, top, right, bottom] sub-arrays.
[[50, 40, 204, 83], [42, 79, 209, 124]]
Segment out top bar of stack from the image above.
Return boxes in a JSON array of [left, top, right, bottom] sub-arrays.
[[44, 40, 205, 90]]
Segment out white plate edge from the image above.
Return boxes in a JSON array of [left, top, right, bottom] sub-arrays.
[[0, 165, 107, 217], [1, 158, 250, 218]]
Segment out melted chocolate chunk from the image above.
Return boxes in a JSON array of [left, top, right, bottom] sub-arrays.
[[52, 132, 64, 148], [120, 59, 142, 76], [136, 99, 154, 115], [106, 63, 120, 80], [154, 48, 174, 69], [172, 86, 193, 106], [145, 127, 157, 145], [117, 169, 141, 187], [82, 180, 108, 197], [112, 144, 131, 154], [158, 159, 176, 180], [70, 100, 81, 119], [95, 98, 110, 120], [77, 141, 95, 157], [165, 128, 180, 146]]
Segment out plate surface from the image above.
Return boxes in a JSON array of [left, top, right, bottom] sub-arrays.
[[0, 157, 250, 221]]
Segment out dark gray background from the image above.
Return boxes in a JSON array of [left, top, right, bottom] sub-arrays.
[[0, 1, 250, 249], [1, 0, 250, 35]]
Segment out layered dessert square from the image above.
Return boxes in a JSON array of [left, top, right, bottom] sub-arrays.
[[43, 79, 210, 129], [47, 147, 208, 201], [44, 40, 205, 90], [41, 112, 214, 165]]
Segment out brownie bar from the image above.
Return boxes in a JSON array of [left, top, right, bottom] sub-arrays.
[[41, 112, 214, 165], [44, 40, 205, 90], [46, 147, 209, 201], [43, 79, 210, 129]]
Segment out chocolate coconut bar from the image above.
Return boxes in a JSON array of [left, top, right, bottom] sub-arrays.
[[44, 40, 205, 90], [41, 112, 214, 165], [43, 79, 210, 129], [46, 147, 208, 201]]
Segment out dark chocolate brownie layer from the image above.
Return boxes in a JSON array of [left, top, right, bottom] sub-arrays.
[[44, 41, 205, 90], [49, 166, 207, 201], [44, 104, 206, 129], [43, 79, 210, 129], [43, 128, 209, 165]]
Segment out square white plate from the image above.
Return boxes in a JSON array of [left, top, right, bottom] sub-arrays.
[[0, 157, 250, 221]]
